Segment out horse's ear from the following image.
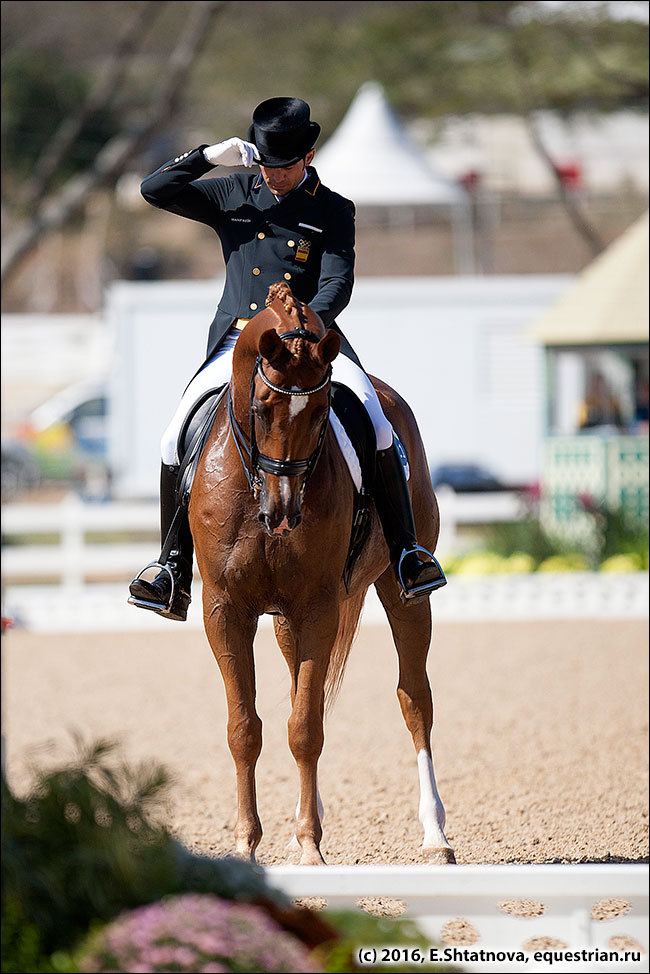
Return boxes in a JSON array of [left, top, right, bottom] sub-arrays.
[[316, 329, 341, 367], [258, 328, 284, 363]]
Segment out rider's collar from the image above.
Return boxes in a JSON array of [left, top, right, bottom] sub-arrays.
[[253, 166, 320, 199]]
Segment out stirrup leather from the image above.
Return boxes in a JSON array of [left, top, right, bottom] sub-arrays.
[[397, 546, 447, 601], [127, 561, 175, 613]]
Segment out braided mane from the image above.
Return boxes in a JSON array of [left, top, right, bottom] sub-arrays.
[[265, 281, 306, 328]]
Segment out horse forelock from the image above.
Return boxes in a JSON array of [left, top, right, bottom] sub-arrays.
[[232, 286, 326, 400], [265, 282, 324, 338]]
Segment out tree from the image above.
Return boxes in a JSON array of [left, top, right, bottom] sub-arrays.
[[1, 1, 228, 285], [2, 0, 646, 285]]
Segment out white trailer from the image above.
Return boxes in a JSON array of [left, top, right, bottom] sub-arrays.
[[106, 274, 573, 499]]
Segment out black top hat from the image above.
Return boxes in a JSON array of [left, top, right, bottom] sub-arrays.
[[247, 97, 320, 167]]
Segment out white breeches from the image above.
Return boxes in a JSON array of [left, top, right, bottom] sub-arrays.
[[160, 328, 394, 465]]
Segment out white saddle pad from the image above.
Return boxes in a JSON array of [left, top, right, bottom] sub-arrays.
[[329, 409, 410, 493]]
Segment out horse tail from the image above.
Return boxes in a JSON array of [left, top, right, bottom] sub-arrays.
[[324, 589, 367, 712]]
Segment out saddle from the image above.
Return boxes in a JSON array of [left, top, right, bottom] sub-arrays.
[[330, 384, 376, 590], [176, 387, 228, 507], [171, 382, 378, 590]]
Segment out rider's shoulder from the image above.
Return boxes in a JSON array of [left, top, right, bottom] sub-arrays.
[[206, 171, 258, 200], [310, 170, 355, 215]]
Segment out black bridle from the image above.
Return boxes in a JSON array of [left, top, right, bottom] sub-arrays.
[[227, 329, 332, 497]]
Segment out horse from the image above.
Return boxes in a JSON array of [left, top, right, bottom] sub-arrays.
[[189, 282, 455, 865]]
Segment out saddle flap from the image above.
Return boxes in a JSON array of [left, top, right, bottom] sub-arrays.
[[330, 383, 377, 491], [176, 386, 227, 506]]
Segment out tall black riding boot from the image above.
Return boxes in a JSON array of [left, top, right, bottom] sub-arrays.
[[128, 463, 193, 621], [375, 439, 447, 603]]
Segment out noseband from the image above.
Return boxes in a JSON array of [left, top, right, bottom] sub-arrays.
[[228, 329, 332, 496]]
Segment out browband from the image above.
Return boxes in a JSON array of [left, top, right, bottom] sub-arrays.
[[257, 361, 331, 397], [279, 328, 320, 343]]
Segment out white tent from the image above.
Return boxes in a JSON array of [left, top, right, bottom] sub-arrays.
[[314, 82, 474, 272]]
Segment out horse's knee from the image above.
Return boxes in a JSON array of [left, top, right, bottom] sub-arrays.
[[287, 712, 323, 763], [227, 713, 262, 763]]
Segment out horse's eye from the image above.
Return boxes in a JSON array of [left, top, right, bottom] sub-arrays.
[[253, 402, 269, 426]]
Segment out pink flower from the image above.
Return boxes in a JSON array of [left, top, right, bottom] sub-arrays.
[[78, 894, 320, 973], [577, 492, 598, 512]]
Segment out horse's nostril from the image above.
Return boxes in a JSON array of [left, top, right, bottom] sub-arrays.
[[288, 513, 302, 530]]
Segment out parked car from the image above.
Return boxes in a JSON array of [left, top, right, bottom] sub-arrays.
[[430, 462, 506, 493], [1, 379, 110, 500], [1, 442, 40, 499]]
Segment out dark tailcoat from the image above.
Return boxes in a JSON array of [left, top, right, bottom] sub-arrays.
[[140, 146, 361, 365]]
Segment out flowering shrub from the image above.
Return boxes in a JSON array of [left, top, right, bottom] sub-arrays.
[[600, 553, 644, 572], [78, 894, 319, 973], [576, 494, 648, 567], [1, 739, 317, 972]]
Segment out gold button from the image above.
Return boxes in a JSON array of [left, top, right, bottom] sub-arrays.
[[250, 302, 258, 311], [284, 272, 292, 280], [257, 232, 265, 239], [287, 239, 295, 248], [252, 267, 261, 276]]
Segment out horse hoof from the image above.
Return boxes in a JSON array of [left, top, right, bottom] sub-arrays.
[[235, 841, 258, 862], [299, 842, 326, 866], [422, 846, 456, 864]]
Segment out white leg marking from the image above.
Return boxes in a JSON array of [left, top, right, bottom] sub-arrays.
[[286, 778, 324, 853], [289, 396, 308, 420], [417, 748, 452, 850]]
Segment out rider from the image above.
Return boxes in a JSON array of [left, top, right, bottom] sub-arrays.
[[128, 96, 446, 621]]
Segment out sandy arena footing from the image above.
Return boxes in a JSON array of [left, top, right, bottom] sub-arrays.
[[3, 619, 648, 867]]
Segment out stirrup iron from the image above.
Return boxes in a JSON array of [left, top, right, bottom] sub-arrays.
[[397, 545, 447, 603], [127, 561, 175, 613]]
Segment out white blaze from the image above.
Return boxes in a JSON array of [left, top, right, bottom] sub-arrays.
[[289, 396, 308, 420]]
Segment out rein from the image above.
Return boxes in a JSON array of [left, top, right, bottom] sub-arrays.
[[227, 328, 332, 496]]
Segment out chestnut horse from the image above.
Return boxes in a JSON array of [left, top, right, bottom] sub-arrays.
[[189, 283, 454, 865]]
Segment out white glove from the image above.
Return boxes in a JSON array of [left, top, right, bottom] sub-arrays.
[[203, 138, 260, 168]]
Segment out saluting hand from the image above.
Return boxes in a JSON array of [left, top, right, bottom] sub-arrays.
[[203, 138, 260, 168]]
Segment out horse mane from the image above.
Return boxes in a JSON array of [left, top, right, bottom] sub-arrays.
[[265, 281, 306, 325], [264, 282, 325, 340]]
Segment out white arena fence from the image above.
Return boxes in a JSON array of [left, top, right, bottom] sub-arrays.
[[2, 495, 159, 588], [1, 490, 521, 586], [1, 494, 648, 630], [267, 864, 649, 973]]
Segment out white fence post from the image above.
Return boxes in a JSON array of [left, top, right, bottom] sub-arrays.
[[435, 485, 458, 554], [61, 492, 85, 591]]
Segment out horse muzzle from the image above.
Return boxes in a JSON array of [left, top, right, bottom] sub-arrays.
[[258, 509, 302, 537], [258, 478, 303, 536]]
